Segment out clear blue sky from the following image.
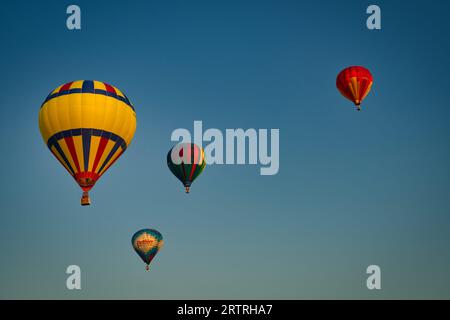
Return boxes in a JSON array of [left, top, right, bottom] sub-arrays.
[[0, 0, 449, 299]]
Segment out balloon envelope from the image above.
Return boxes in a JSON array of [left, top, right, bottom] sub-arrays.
[[167, 143, 206, 193], [38, 80, 136, 205], [131, 229, 164, 270], [336, 66, 373, 110]]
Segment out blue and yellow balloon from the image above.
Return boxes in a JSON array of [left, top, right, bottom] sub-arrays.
[[132, 229, 164, 271]]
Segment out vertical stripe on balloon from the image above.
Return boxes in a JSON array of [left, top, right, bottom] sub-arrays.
[[189, 144, 199, 181], [91, 136, 109, 173], [64, 136, 81, 174], [97, 140, 122, 175], [82, 129, 92, 172], [59, 82, 73, 93], [104, 83, 116, 95], [82, 80, 95, 93], [180, 162, 187, 182], [50, 141, 75, 176]]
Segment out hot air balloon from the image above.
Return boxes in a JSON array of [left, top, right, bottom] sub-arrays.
[[132, 229, 164, 271], [336, 66, 373, 111], [38, 80, 136, 205], [167, 143, 205, 193]]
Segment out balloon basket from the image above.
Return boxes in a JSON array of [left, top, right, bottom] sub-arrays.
[[81, 192, 91, 206], [185, 186, 190, 193], [146, 265, 149, 271]]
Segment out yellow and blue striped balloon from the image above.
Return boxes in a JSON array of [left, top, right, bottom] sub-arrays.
[[38, 80, 137, 205]]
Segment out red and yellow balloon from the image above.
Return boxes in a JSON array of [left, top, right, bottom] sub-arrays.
[[336, 66, 373, 111]]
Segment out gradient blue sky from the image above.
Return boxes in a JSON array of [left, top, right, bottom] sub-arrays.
[[0, 0, 449, 299]]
